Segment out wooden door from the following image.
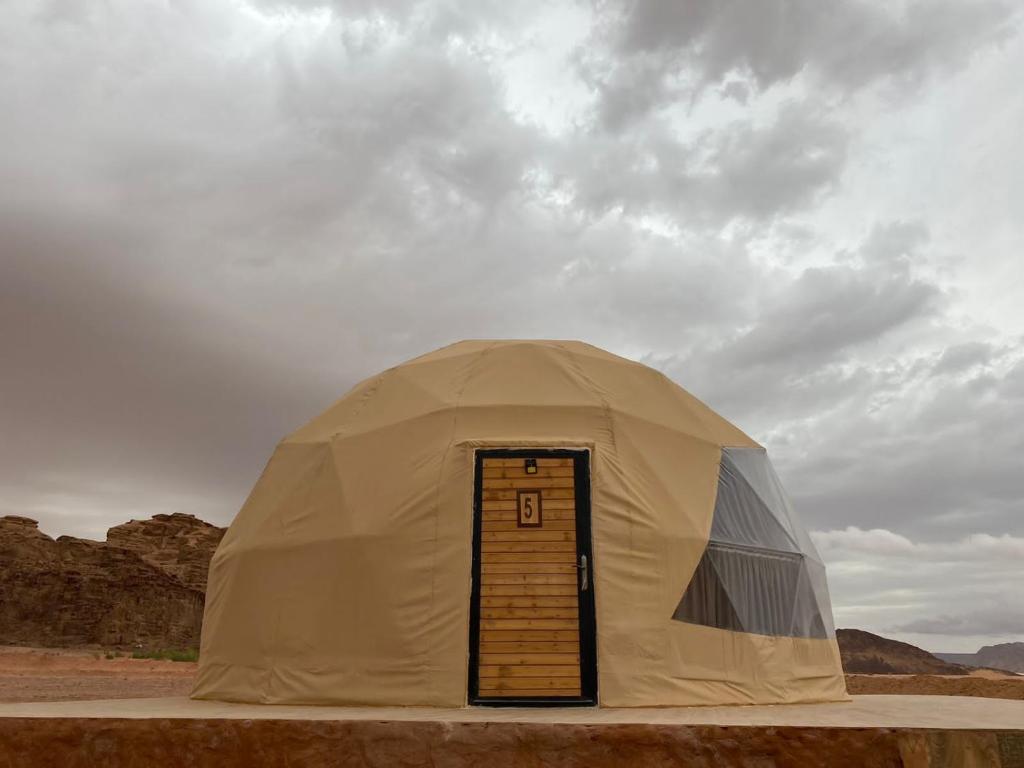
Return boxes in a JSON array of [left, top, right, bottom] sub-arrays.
[[468, 449, 597, 705]]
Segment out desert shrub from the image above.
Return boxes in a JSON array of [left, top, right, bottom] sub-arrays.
[[131, 648, 199, 662]]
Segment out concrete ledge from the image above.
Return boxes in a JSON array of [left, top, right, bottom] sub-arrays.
[[2, 694, 1023, 729]]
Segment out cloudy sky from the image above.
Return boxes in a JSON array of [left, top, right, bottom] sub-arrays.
[[2, 0, 1022, 653]]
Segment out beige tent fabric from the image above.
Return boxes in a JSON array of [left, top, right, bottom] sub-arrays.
[[192, 340, 847, 706]]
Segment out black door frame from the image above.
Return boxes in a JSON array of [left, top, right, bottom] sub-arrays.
[[468, 448, 598, 707]]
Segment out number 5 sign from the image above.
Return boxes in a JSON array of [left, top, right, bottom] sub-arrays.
[[516, 489, 543, 528]]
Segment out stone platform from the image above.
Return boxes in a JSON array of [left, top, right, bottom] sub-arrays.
[[0, 695, 1022, 767]]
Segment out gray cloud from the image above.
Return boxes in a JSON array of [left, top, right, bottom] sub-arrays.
[[589, 0, 1016, 128], [724, 241, 939, 369], [777, 348, 1024, 537], [896, 608, 1024, 638], [553, 101, 849, 223], [933, 341, 995, 374], [657, 223, 943, 410]]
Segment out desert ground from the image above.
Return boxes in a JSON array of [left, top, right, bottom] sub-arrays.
[[846, 671, 1024, 700], [2, 646, 1022, 704], [0, 646, 196, 703]]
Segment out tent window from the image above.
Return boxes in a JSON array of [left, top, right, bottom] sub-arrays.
[[672, 448, 833, 640]]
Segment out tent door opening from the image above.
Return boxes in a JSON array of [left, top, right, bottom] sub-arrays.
[[468, 449, 598, 706]]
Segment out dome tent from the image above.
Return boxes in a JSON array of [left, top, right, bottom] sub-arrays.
[[193, 340, 846, 707]]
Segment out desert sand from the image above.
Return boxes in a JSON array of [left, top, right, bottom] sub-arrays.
[[846, 671, 1024, 700], [0, 646, 196, 703]]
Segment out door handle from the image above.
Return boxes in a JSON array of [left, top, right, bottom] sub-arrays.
[[578, 554, 588, 592]]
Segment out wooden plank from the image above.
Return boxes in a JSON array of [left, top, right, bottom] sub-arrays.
[[482, 515, 575, 527], [482, 520, 575, 532], [480, 688, 581, 698], [482, 478, 574, 490], [482, 478, 575, 490], [479, 585, 579, 595], [479, 641, 580, 654], [479, 577, 577, 581], [479, 682, 581, 694], [483, 530, 574, 541], [479, 677, 580, 690], [481, 607, 578, 620], [481, 597, 578, 608], [481, 606, 579, 619], [481, 585, 578, 596], [484, 489, 574, 501], [483, 467, 574, 479], [481, 532, 577, 544], [481, 563, 577, 574], [482, 458, 573, 468], [480, 630, 579, 642], [481, 542, 576, 554], [481, 512, 577, 524], [481, 539, 576, 550], [481, 574, 578, 585], [479, 665, 580, 678], [483, 499, 575, 512], [479, 653, 579, 666], [481, 619, 578, 630], [481, 553, 576, 564], [483, 549, 566, 561], [481, 561, 576, 571]]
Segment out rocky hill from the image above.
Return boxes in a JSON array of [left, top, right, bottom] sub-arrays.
[[936, 643, 1024, 674], [836, 628, 969, 675], [976, 643, 1024, 673], [0, 514, 224, 650]]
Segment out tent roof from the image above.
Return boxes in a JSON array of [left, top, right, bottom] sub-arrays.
[[287, 339, 757, 448]]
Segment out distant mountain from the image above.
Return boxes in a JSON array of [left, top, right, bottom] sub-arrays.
[[935, 643, 1024, 674], [934, 652, 977, 666], [837, 628, 969, 675], [978, 643, 1024, 673]]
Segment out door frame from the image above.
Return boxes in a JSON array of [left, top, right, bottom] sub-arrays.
[[468, 448, 598, 707]]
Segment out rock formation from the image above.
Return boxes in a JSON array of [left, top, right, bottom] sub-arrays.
[[106, 513, 225, 592], [0, 514, 225, 649], [836, 628, 969, 675]]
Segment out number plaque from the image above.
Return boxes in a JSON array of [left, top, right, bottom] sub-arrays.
[[516, 489, 542, 528]]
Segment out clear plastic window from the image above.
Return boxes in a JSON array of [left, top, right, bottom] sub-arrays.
[[672, 448, 834, 639]]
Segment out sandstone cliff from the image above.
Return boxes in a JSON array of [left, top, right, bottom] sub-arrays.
[[106, 513, 225, 592], [0, 514, 224, 649]]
